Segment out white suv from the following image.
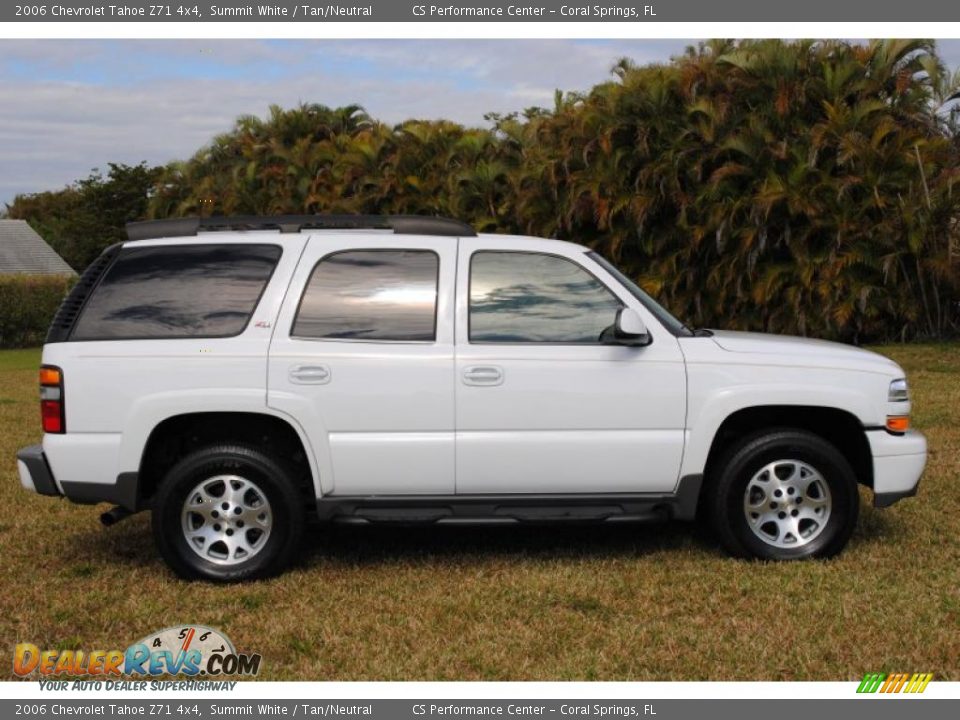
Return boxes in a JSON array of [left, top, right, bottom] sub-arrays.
[[16, 215, 927, 581]]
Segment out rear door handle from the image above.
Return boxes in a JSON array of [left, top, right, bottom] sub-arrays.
[[462, 365, 503, 386], [289, 364, 331, 385]]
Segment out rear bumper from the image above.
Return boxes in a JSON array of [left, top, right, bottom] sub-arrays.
[[16, 444, 140, 510], [867, 429, 927, 508], [16, 444, 60, 497]]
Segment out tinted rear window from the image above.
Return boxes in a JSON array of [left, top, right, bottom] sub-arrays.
[[71, 244, 281, 341], [292, 250, 439, 341]]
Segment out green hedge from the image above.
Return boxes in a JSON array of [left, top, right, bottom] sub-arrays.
[[0, 274, 74, 349]]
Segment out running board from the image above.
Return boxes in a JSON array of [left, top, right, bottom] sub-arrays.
[[315, 475, 703, 526]]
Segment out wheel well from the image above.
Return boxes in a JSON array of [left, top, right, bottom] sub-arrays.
[[138, 412, 315, 508], [704, 406, 874, 489]]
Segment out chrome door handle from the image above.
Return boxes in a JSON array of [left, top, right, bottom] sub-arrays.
[[462, 365, 503, 386], [289, 364, 331, 385]]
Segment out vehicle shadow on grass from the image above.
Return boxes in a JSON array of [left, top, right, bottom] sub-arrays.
[[296, 501, 908, 568], [297, 519, 717, 568], [311, 509, 911, 569], [853, 504, 903, 544], [58, 513, 719, 574], [55, 513, 157, 570], [58, 505, 906, 576]]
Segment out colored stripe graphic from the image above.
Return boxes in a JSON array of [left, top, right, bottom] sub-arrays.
[[905, 673, 933, 693], [857, 673, 885, 693], [857, 672, 931, 693]]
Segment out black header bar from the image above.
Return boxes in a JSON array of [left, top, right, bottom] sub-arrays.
[[4, 1, 958, 23]]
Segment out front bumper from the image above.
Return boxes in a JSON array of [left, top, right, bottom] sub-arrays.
[[867, 429, 927, 508]]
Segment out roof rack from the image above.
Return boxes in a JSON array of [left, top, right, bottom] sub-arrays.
[[125, 215, 477, 242]]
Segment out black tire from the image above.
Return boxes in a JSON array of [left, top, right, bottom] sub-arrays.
[[152, 444, 305, 582], [708, 429, 859, 560]]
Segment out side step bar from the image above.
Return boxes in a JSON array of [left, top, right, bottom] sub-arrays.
[[315, 475, 703, 526]]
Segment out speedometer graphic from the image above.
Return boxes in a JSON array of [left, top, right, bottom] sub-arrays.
[[132, 625, 235, 666]]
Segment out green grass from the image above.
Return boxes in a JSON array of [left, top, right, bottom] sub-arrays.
[[1, 345, 958, 680], [0, 347, 42, 371]]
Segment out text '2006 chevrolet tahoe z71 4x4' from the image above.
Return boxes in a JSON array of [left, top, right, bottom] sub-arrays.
[[16, 215, 926, 581]]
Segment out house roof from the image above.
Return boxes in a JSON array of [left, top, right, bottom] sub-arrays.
[[0, 220, 76, 276]]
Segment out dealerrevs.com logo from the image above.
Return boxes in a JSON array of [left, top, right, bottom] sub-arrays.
[[13, 625, 261, 678], [857, 673, 933, 694]]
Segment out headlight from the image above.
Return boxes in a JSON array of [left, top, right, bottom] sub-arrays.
[[889, 378, 909, 402]]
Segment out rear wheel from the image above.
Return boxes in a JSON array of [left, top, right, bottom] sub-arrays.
[[709, 430, 859, 560], [152, 444, 305, 581]]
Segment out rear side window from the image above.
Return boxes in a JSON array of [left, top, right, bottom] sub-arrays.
[[71, 244, 281, 341], [293, 250, 438, 341]]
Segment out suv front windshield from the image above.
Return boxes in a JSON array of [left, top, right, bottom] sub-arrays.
[[587, 252, 693, 338]]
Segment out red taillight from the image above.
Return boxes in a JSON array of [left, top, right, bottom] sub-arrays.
[[41, 400, 63, 433], [39, 365, 65, 434]]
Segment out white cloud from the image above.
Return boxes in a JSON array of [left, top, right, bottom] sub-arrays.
[[2, 39, 691, 205], [2, 38, 957, 207]]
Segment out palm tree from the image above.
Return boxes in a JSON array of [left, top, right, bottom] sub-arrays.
[[145, 40, 960, 342]]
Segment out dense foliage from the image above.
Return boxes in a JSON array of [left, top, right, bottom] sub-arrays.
[[0, 275, 74, 348], [7, 39, 960, 342], [5, 163, 163, 272]]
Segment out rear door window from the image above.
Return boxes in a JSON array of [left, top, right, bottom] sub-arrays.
[[292, 250, 439, 342], [71, 244, 281, 340]]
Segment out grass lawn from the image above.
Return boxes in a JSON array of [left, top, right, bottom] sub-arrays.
[[1, 344, 958, 681]]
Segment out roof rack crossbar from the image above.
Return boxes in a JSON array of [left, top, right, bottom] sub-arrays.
[[125, 215, 477, 241]]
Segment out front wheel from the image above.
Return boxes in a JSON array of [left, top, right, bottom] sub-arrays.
[[709, 430, 859, 560], [152, 444, 305, 582]]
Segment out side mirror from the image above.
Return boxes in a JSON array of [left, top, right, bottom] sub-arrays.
[[614, 308, 652, 346]]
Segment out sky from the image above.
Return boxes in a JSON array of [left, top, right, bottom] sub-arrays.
[[1, 38, 959, 208]]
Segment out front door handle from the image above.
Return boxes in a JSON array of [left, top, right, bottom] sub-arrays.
[[462, 365, 503, 386], [289, 364, 331, 385]]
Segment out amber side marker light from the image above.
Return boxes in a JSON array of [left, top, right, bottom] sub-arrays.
[[886, 415, 910, 434], [39, 365, 65, 434]]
